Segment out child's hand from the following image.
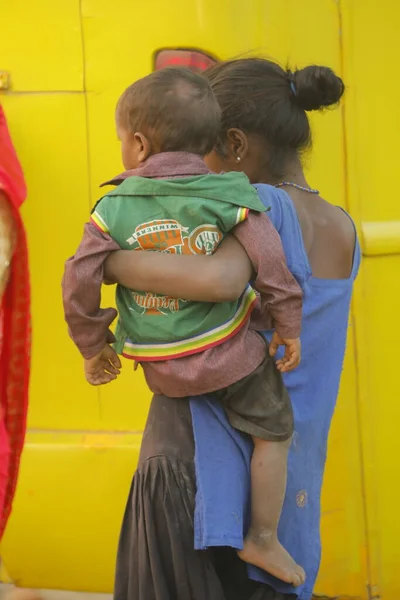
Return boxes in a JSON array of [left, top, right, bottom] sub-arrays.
[[84, 344, 122, 385], [269, 332, 301, 373]]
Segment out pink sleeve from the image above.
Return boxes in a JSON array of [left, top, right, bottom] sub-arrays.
[[233, 211, 302, 339], [62, 222, 121, 359]]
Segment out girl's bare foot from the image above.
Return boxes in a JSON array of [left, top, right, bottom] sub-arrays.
[[238, 536, 306, 587]]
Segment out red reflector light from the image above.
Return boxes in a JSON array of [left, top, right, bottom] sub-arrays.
[[154, 49, 217, 73]]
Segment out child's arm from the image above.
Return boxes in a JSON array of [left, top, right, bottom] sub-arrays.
[[233, 211, 303, 372], [62, 222, 122, 382], [104, 234, 252, 302]]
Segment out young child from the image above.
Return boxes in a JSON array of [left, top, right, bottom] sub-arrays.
[[62, 68, 305, 586]]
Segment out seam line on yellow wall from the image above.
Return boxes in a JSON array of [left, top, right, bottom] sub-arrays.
[[361, 252, 400, 259], [338, 1, 373, 596], [26, 428, 143, 435], [1, 91, 84, 96], [78, 0, 103, 420], [78, 3, 93, 219]]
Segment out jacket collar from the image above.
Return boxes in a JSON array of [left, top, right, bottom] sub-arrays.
[[101, 152, 211, 187]]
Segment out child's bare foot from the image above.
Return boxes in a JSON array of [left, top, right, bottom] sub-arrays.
[[238, 535, 306, 587]]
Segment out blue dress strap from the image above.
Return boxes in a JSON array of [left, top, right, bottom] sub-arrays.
[[337, 207, 361, 281], [253, 184, 312, 292]]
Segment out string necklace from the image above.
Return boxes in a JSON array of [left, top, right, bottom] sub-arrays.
[[275, 181, 319, 194]]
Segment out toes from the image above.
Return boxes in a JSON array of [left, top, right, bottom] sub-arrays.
[[298, 567, 306, 585], [291, 574, 302, 587], [292, 566, 306, 587]]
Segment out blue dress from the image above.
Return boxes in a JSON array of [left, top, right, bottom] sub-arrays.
[[190, 184, 361, 600]]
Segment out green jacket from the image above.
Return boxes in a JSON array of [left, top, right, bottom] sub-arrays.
[[91, 171, 266, 361]]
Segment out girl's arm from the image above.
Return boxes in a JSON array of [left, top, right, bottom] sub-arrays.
[[103, 234, 253, 302]]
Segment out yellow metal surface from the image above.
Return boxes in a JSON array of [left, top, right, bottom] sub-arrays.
[[0, 0, 397, 597], [0, 0, 83, 92], [362, 221, 400, 257], [341, 1, 400, 598], [1, 432, 140, 592]]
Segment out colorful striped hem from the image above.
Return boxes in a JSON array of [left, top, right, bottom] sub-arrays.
[[121, 286, 257, 361], [91, 211, 109, 233], [236, 206, 249, 224]]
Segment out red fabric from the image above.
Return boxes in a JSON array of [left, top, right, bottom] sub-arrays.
[[0, 106, 30, 538]]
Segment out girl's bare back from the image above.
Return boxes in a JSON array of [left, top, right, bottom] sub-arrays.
[[289, 190, 356, 280]]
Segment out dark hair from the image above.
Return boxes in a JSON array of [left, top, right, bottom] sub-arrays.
[[205, 58, 345, 178], [117, 67, 221, 156]]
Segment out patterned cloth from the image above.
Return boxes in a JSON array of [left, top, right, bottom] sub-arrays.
[[0, 105, 30, 538]]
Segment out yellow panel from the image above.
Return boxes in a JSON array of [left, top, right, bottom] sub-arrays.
[[0, 93, 101, 431], [342, 0, 400, 598], [316, 317, 368, 598], [0, 0, 83, 91], [351, 257, 400, 600], [1, 433, 140, 592], [362, 221, 400, 257], [341, 0, 400, 222]]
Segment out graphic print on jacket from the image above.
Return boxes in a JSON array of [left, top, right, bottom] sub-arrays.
[[91, 172, 266, 361]]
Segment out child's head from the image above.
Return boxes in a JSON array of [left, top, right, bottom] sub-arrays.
[[116, 67, 221, 169]]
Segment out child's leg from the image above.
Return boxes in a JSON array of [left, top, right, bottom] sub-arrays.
[[238, 436, 305, 587]]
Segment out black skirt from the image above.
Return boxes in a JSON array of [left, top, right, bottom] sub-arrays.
[[114, 394, 295, 600]]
